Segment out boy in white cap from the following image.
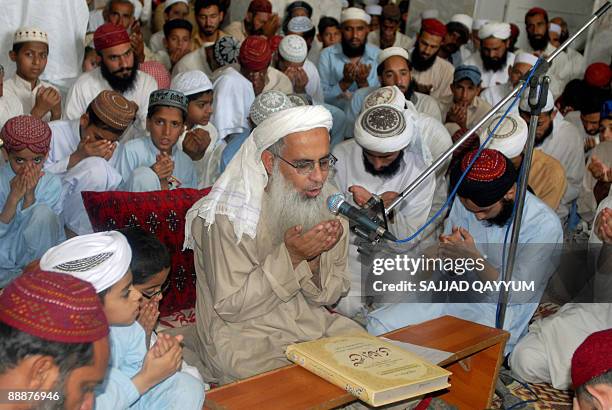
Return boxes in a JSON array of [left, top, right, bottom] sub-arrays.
[[365, 4, 382, 33], [149, 0, 190, 53], [5, 27, 61, 122]]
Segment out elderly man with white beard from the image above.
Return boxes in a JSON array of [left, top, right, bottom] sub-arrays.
[[332, 100, 437, 318], [183, 105, 363, 384]]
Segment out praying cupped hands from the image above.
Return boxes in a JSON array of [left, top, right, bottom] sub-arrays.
[[285, 220, 343, 268]]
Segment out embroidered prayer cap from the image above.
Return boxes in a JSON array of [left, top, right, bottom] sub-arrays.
[[571, 329, 612, 388], [526, 7, 548, 21], [454, 65, 482, 85], [248, 0, 272, 14], [549, 23, 561, 35], [286, 1, 313, 17], [13, 27, 48, 45], [214, 36, 240, 67], [480, 113, 528, 159], [287, 16, 314, 33], [239, 35, 272, 71], [40, 231, 132, 293], [288, 93, 312, 106], [365, 5, 382, 16], [278, 34, 307, 63], [421, 18, 447, 38], [450, 149, 517, 207], [478, 22, 511, 40], [450, 14, 473, 32], [355, 103, 415, 153], [1, 115, 51, 154], [171, 70, 213, 96], [584, 63, 612, 88], [164, 0, 189, 12], [341, 7, 371, 25], [148, 89, 188, 113], [514, 52, 538, 67], [381, 4, 401, 22], [362, 85, 406, 111], [377, 46, 410, 65], [519, 88, 554, 113], [184, 105, 332, 246], [94, 23, 130, 51], [90, 90, 138, 132], [421, 9, 439, 20], [472, 19, 489, 31], [249, 90, 295, 125], [0, 268, 109, 343], [139, 61, 171, 89]]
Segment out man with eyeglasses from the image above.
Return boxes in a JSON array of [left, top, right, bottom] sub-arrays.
[[332, 101, 437, 318], [184, 105, 364, 384]]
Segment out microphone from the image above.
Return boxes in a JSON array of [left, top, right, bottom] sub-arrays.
[[327, 193, 398, 242]]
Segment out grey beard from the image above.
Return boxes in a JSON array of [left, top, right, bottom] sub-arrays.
[[262, 163, 336, 245]]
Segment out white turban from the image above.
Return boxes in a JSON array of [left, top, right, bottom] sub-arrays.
[[341, 7, 371, 25], [171, 70, 213, 95], [450, 14, 473, 31], [480, 113, 528, 158], [249, 90, 295, 125], [377, 46, 410, 65], [278, 35, 307, 63], [362, 85, 406, 111], [40, 232, 132, 293], [479, 22, 511, 40], [549, 23, 562, 35], [164, 0, 188, 11], [421, 9, 439, 20], [365, 5, 382, 16], [519, 88, 555, 113], [472, 19, 489, 31], [514, 52, 538, 67], [184, 105, 333, 246], [355, 104, 415, 152]]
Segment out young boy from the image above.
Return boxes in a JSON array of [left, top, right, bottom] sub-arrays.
[[155, 19, 194, 72], [0, 115, 64, 287], [45, 90, 138, 235], [149, 0, 190, 53], [171, 70, 224, 187], [40, 231, 205, 410], [5, 27, 62, 122], [117, 89, 197, 191]]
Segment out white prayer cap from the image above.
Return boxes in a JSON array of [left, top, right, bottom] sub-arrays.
[[362, 86, 406, 111], [377, 46, 410, 65], [13, 27, 48, 45], [341, 7, 371, 25], [478, 22, 511, 40], [366, 5, 383, 16], [421, 9, 439, 20], [519, 88, 555, 113], [164, 0, 189, 11], [472, 19, 489, 30], [288, 93, 311, 106], [184, 105, 333, 245], [549, 23, 562, 35], [278, 35, 307, 63], [40, 231, 132, 293], [355, 104, 415, 153], [287, 16, 314, 33], [514, 52, 538, 67], [129, 0, 142, 20], [249, 90, 295, 125], [171, 70, 213, 96], [480, 113, 528, 158], [450, 14, 473, 32]]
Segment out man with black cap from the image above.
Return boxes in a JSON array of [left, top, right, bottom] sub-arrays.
[[367, 4, 414, 51]]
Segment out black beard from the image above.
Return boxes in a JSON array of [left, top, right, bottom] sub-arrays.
[[362, 150, 404, 179], [341, 38, 365, 58], [528, 33, 549, 51], [100, 61, 138, 94], [442, 43, 460, 56], [534, 122, 554, 147], [481, 49, 508, 72], [410, 47, 437, 72], [402, 81, 416, 100], [483, 198, 515, 227]]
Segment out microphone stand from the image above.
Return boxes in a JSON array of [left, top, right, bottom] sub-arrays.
[[377, 2, 612, 329]]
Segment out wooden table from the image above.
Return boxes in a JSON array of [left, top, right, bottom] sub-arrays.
[[204, 315, 509, 410]]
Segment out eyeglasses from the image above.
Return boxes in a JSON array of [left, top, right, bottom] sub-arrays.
[[273, 153, 338, 175], [141, 281, 170, 300]]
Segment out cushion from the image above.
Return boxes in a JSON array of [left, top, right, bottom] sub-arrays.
[[82, 188, 210, 315]]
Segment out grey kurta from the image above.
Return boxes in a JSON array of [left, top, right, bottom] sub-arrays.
[[190, 202, 363, 384]]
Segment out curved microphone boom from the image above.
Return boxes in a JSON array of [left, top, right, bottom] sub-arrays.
[[327, 193, 398, 242]]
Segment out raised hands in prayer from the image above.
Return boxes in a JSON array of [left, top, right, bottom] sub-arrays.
[[594, 207, 612, 243], [446, 102, 469, 129], [133, 333, 184, 394], [182, 128, 211, 161], [32, 86, 61, 120], [285, 66, 309, 93], [76, 135, 116, 161], [151, 152, 175, 189], [588, 155, 612, 182], [130, 20, 146, 63], [284, 220, 344, 267], [262, 14, 281, 38]]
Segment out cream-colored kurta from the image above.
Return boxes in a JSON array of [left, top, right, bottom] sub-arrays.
[[367, 31, 414, 50], [224, 21, 248, 45], [263, 67, 293, 94], [190, 207, 363, 384], [410, 56, 454, 113]]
